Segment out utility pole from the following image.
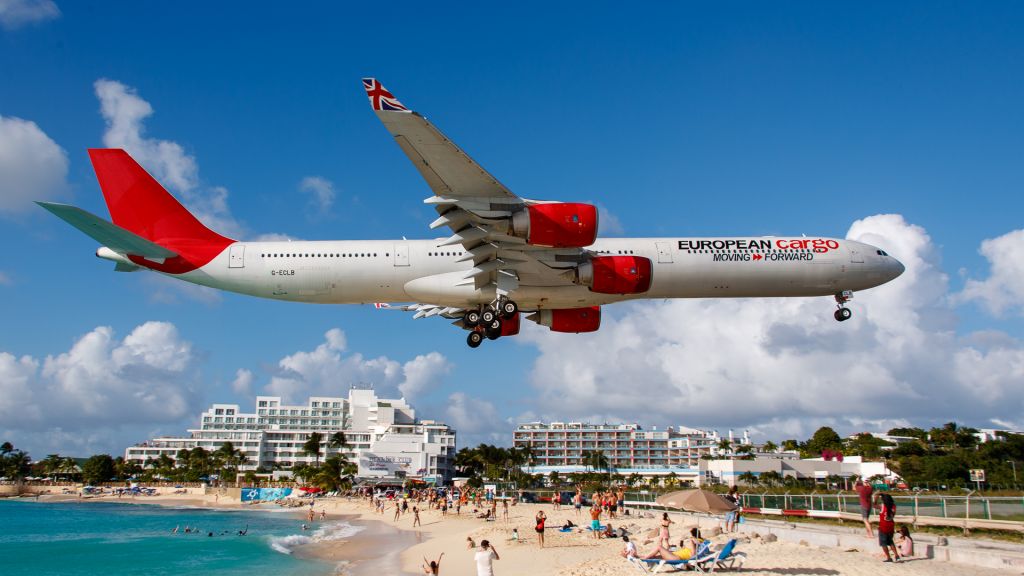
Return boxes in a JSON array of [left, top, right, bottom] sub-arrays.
[[1007, 460, 1017, 483]]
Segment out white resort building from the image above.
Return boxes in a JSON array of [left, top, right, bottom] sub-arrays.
[[124, 386, 457, 482], [513, 421, 749, 481]]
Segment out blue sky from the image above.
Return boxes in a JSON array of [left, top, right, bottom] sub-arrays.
[[2, 1, 1023, 457]]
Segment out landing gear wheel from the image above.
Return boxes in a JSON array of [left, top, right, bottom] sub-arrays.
[[464, 310, 481, 327], [485, 318, 503, 339], [481, 309, 497, 323], [834, 308, 852, 322], [500, 300, 518, 318], [467, 331, 483, 348]]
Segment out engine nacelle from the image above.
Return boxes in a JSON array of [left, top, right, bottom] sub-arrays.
[[510, 203, 598, 248], [576, 255, 652, 294], [529, 306, 601, 333]]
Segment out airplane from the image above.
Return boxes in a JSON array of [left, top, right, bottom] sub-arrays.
[[39, 78, 905, 348]]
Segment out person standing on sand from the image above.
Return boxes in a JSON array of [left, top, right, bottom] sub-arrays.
[[573, 490, 582, 518], [413, 506, 422, 527], [394, 501, 402, 522], [535, 510, 547, 548], [475, 540, 499, 576], [876, 492, 901, 563], [502, 499, 509, 523], [590, 503, 602, 539], [855, 479, 875, 538], [658, 512, 673, 548]]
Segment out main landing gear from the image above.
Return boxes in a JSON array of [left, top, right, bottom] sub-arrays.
[[834, 290, 853, 322], [463, 299, 519, 348]]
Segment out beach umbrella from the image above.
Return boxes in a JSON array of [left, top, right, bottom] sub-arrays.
[[656, 489, 737, 513]]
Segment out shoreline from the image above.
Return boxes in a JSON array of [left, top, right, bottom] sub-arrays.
[[13, 493, 1024, 575]]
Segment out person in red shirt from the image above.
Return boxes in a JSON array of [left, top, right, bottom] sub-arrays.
[[854, 479, 874, 538], [875, 492, 901, 562]]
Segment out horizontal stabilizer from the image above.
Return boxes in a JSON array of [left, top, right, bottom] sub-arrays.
[[36, 202, 178, 259]]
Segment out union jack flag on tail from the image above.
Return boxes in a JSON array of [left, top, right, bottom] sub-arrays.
[[362, 78, 410, 112]]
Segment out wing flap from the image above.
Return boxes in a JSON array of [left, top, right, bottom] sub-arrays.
[[37, 202, 178, 259]]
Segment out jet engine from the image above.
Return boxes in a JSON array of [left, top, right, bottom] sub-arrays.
[[510, 203, 598, 248], [575, 255, 652, 294], [527, 306, 601, 333]]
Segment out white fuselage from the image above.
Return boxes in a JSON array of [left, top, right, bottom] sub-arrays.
[[172, 236, 904, 310]]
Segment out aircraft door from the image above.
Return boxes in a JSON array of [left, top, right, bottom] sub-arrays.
[[394, 244, 410, 266], [655, 241, 673, 263], [849, 246, 864, 263], [229, 244, 245, 268]]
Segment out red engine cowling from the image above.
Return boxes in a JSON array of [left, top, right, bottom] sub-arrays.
[[510, 202, 598, 248], [529, 306, 601, 333], [576, 255, 652, 294], [500, 312, 521, 337]]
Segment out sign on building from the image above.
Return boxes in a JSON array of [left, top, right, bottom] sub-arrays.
[[358, 453, 415, 477], [969, 469, 986, 483]]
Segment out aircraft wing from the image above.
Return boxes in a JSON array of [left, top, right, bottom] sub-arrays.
[[363, 79, 586, 296], [362, 78, 517, 202], [37, 201, 179, 259]]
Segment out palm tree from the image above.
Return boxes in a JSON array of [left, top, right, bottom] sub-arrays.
[[762, 441, 778, 454], [548, 470, 561, 488], [737, 471, 759, 486], [214, 442, 247, 483], [41, 454, 63, 479], [328, 432, 348, 456], [628, 472, 643, 487], [760, 471, 782, 487], [717, 439, 732, 456], [303, 432, 324, 467], [59, 457, 79, 481]]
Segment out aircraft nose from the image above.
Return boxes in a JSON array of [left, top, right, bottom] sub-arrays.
[[891, 258, 905, 279]]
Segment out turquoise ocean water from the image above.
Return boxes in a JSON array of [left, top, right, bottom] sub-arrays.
[[0, 499, 362, 575]]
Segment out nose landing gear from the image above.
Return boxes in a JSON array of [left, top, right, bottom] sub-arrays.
[[834, 290, 853, 322]]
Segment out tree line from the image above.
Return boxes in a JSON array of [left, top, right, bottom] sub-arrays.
[[1, 431, 358, 491]]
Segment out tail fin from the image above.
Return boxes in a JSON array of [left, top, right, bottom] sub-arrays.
[[87, 149, 234, 273], [88, 149, 235, 246]]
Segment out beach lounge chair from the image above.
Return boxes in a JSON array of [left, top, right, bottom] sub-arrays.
[[692, 539, 746, 573], [630, 541, 713, 574]]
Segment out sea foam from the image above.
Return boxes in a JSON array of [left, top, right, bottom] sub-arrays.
[[269, 521, 364, 554]]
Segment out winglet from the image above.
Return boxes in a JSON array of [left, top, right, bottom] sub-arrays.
[[361, 78, 410, 112]]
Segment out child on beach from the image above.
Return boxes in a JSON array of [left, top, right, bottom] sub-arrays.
[[897, 525, 914, 557], [535, 510, 547, 548], [875, 493, 901, 563]]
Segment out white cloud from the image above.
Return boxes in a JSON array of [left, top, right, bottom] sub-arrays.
[[232, 368, 254, 395], [597, 204, 625, 236], [446, 392, 508, 445], [519, 214, 1024, 442], [0, 115, 68, 214], [299, 176, 336, 216], [957, 229, 1024, 317], [0, 271, 11, 285], [94, 79, 244, 239], [0, 322, 202, 434], [261, 328, 452, 403], [398, 352, 452, 398], [0, 0, 59, 30]]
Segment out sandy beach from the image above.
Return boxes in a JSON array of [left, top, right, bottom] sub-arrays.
[[25, 491, 1024, 575]]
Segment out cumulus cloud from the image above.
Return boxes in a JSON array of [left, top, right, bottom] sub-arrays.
[[597, 204, 625, 236], [446, 392, 509, 445], [519, 214, 1024, 442], [0, 115, 68, 214], [261, 328, 453, 402], [957, 229, 1024, 317], [299, 176, 336, 217], [94, 79, 244, 238], [0, 0, 59, 30], [232, 368, 254, 395], [0, 322, 203, 436]]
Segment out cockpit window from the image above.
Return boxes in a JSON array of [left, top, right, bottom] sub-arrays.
[[876, 250, 890, 256]]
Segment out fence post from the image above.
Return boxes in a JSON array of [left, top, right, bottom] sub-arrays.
[[913, 494, 918, 527], [964, 492, 972, 536]]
